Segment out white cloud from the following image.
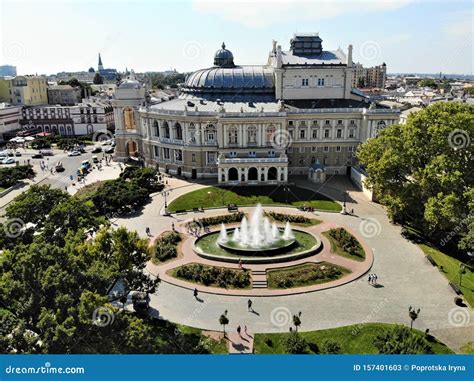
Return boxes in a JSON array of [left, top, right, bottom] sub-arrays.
[[193, 0, 414, 28]]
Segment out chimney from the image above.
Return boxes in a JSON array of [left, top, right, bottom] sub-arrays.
[[347, 44, 353, 67]]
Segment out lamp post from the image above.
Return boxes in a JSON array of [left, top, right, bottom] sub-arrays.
[[162, 190, 170, 215], [340, 191, 348, 215], [459, 264, 466, 287]]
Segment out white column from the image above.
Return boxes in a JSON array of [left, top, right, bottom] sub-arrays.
[[225, 168, 229, 182]]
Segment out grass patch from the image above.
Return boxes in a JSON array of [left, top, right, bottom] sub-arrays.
[[177, 325, 227, 354], [74, 180, 107, 200], [267, 262, 350, 289], [254, 323, 453, 354], [419, 244, 474, 307], [460, 342, 474, 354], [195, 230, 318, 258], [323, 230, 365, 262], [168, 185, 341, 212], [170, 263, 251, 289]]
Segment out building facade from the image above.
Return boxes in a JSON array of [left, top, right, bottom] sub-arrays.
[[0, 76, 48, 106], [0, 103, 22, 142], [0, 65, 17, 77], [113, 34, 399, 185], [20, 101, 114, 136], [47, 85, 82, 106], [352, 63, 387, 89]]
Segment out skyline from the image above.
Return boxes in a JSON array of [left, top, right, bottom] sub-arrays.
[[0, 0, 472, 76]]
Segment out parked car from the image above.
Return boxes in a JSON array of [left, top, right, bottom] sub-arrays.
[[104, 147, 114, 154], [14, 151, 21, 157], [91, 146, 102, 154], [2, 158, 15, 164], [92, 156, 99, 163], [39, 150, 54, 156], [81, 160, 91, 169], [32, 153, 43, 159], [55, 162, 65, 172], [68, 151, 81, 157]]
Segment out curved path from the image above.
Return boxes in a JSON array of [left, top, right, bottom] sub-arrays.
[[112, 176, 474, 352]]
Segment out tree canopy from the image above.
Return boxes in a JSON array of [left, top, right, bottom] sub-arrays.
[[357, 102, 473, 253]]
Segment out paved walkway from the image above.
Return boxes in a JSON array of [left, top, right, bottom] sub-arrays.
[[110, 176, 473, 352]]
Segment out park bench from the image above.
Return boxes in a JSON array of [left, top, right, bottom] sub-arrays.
[[449, 282, 461, 295], [227, 204, 238, 212]]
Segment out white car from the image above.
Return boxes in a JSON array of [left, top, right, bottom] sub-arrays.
[[2, 158, 15, 164], [68, 151, 81, 157]]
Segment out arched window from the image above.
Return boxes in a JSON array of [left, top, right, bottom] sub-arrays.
[[163, 121, 170, 138], [174, 122, 183, 140], [247, 125, 257, 144], [266, 125, 276, 144], [228, 127, 238, 144], [153, 120, 159, 137], [205, 124, 216, 143]]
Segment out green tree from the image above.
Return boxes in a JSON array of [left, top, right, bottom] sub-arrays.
[[357, 102, 474, 252], [374, 325, 432, 354], [417, 79, 438, 89], [93, 73, 103, 84], [321, 339, 341, 354], [284, 331, 308, 354]]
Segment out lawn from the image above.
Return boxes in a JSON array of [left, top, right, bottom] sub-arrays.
[[254, 323, 453, 354], [322, 230, 366, 262], [168, 185, 341, 212], [419, 244, 474, 307], [195, 230, 319, 258], [267, 262, 350, 289]]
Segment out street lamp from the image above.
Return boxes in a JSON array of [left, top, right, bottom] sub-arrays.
[[162, 190, 170, 214], [340, 191, 348, 215], [459, 264, 466, 287]]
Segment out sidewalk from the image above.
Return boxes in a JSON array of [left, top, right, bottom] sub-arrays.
[[67, 162, 122, 195]]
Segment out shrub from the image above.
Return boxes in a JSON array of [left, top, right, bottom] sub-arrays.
[[374, 325, 432, 354], [158, 230, 182, 245], [0, 165, 35, 188], [265, 211, 319, 225], [328, 228, 364, 258], [154, 243, 177, 262], [186, 213, 245, 228], [120, 167, 164, 193], [174, 263, 250, 288], [321, 340, 341, 354], [284, 332, 308, 354]]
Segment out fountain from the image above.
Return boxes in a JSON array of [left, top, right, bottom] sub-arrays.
[[217, 204, 295, 251]]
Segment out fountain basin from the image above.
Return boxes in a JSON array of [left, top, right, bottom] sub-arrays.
[[218, 228, 296, 254]]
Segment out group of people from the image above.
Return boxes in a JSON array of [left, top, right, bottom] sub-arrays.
[[368, 273, 378, 286]]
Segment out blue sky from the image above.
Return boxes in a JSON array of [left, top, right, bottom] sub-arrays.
[[1, 0, 472, 75]]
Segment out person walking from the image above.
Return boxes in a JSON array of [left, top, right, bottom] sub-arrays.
[[247, 299, 253, 312], [244, 325, 248, 336], [368, 274, 372, 284], [374, 274, 378, 286], [171, 222, 175, 231], [237, 325, 241, 337], [193, 288, 198, 299], [145, 227, 151, 236], [238, 258, 243, 269]]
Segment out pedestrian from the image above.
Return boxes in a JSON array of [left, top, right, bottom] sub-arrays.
[[171, 222, 175, 231], [374, 274, 378, 285], [351, 208, 354, 214], [193, 288, 198, 299], [65, 186, 67, 191], [247, 299, 252, 312], [244, 325, 248, 335], [237, 325, 241, 337], [368, 274, 371, 284], [238, 258, 243, 269], [145, 227, 150, 236]]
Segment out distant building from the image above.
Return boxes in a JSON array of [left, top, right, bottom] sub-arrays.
[[0, 76, 48, 106], [352, 63, 387, 89], [54, 71, 95, 84], [20, 100, 114, 136], [47, 85, 81, 106], [97, 53, 118, 82], [0, 65, 17, 77], [0, 103, 22, 142]]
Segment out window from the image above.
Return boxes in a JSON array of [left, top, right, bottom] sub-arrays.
[[324, 129, 330, 138], [336, 129, 342, 138], [163, 148, 170, 159], [153, 146, 160, 157], [228, 127, 238, 144], [336, 146, 341, 152], [153, 120, 159, 137], [299, 129, 306, 139], [299, 159, 304, 165], [301, 78, 309, 86], [299, 147, 305, 153], [268, 150, 275, 157], [337, 120, 343, 125], [163, 121, 170, 138], [288, 120, 294, 126], [323, 146, 329, 152], [317, 78, 325, 86], [348, 129, 355, 138], [325, 120, 330, 125], [229, 151, 237, 157], [311, 157, 316, 164], [175, 150, 183, 162], [311, 147, 316, 152], [174, 122, 183, 140], [350, 120, 355, 125], [287, 147, 293, 153], [247, 126, 257, 144], [249, 151, 256, 157], [266, 125, 276, 144], [207, 152, 216, 164], [348, 146, 354, 152], [312, 129, 318, 139], [191, 153, 196, 162]]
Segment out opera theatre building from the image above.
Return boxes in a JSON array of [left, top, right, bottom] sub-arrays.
[[112, 33, 399, 185]]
